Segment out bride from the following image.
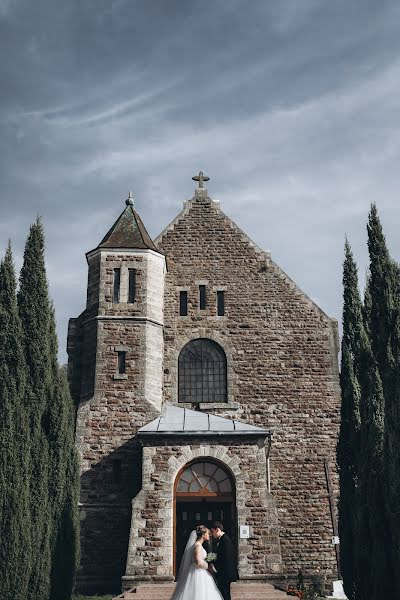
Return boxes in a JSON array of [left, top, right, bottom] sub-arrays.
[[170, 525, 223, 600]]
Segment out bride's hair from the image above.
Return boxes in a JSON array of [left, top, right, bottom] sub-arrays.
[[196, 525, 208, 539]]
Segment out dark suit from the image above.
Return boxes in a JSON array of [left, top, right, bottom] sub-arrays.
[[214, 534, 238, 600]]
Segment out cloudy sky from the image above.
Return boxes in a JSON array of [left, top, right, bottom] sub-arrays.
[[1, 1, 400, 362]]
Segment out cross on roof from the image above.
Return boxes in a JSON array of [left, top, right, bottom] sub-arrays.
[[192, 171, 209, 189]]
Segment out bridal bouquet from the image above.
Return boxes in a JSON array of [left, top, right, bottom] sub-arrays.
[[205, 552, 217, 563]]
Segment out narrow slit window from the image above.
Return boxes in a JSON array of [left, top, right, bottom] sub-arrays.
[[199, 285, 206, 310], [128, 269, 136, 303], [117, 351, 126, 374], [112, 459, 122, 484], [179, 291, 188, 316], [113, 268, 121, 303], [217, 290, 225, 316]]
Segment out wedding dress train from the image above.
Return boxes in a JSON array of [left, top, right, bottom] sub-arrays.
[[170, 532, 223, 600]]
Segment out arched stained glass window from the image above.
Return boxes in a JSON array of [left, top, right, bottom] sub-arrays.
[[176, 461, 232, 495], [178, 338, 227, 404]]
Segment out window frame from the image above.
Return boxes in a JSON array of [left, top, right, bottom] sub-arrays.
[[113, 268, 121, 303], [199, 285, 206, 310], [216, 290, 225, 316], [179, 290, 188, 316], [178, 338, 227, 404], [117, 351, 126, 375], [128, 269, 136, 304]]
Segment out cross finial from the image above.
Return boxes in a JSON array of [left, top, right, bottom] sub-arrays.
[[126, 190, 134, 207], [192, 171, 209, 189]]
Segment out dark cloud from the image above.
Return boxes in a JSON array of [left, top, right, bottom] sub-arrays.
[[1, 1, 400, 361]]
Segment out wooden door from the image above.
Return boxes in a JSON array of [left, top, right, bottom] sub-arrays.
[[175, 501, 234, 576]]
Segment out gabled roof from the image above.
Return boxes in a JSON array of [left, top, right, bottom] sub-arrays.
[[138, 403, 271, 438], [97, 196, 160, 252]]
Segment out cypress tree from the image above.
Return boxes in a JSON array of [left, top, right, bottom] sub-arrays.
[[366, 204, 395, 388], [0, 243, 31, 600], [366, 204, 400, 594], [338, 236, 393, 600], [50, 366, 80, 600], [357, 338, 389, 600], [18, 220, 80, 600], [18, 220, 53, 600], [47, 311, 80, 600], [337, 241, 362, 600], [387, 259, 400, 581]]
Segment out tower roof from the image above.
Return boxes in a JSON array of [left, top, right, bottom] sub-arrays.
[[97, 192, 160, 252]]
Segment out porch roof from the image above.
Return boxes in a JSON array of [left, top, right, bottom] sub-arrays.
[[137, 403, 271, 438]]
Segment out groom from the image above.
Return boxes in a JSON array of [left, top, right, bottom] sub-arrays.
[[209, 521, 238, 600]]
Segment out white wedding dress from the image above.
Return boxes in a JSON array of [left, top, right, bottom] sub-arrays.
[[170, 531, 223, 600]]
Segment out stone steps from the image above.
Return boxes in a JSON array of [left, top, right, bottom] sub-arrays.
[[114, 582, 289, 600]]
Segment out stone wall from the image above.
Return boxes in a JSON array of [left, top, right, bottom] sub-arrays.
[[156, 191, 341, 578], [123, 439, 281, 590]]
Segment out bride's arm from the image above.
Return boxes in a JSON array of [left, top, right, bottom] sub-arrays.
[[193, 544, 208, 569]]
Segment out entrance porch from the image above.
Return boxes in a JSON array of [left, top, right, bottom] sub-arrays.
[[122, 404, 283, 590]]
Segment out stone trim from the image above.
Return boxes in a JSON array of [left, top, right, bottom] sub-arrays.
[[177, 402, 239, 411], [82, 315, 164, 328], [86, 246, 164, 261]]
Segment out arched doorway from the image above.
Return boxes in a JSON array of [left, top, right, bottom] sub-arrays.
[[174, 459, 236, 576]]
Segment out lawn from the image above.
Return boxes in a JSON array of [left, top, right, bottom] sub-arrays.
[[73, 595, 115, 600]]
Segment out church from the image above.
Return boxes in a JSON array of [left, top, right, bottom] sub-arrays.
[[67, 174, 341, 594]]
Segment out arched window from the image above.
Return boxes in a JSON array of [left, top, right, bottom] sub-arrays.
[[176, 461, 233, 495], [178, 338, 227, 404]]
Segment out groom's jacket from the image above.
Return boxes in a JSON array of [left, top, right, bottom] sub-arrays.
[[214, 534, 238, 582]]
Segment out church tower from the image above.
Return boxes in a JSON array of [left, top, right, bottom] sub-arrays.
[[67, 192, 166, 592]]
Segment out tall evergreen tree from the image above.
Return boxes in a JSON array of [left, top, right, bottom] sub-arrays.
[[357, 338, 390, 600], [47, 312, 80, 600], [18, 220, 79, 600], [337, 241, 362, 600], [366, 204, 395, 388], [50, 367, 80, 600], [0, 243, 31, 600], [18, 220, 53, 600], [366, 204, 400, 595], [338, 235, 393, 600], [386, 260, 400, 583]]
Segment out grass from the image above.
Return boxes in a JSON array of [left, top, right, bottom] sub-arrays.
[[72, 595, 115, 600]]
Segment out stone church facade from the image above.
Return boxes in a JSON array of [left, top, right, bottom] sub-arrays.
[[67, 179, 341, 594]]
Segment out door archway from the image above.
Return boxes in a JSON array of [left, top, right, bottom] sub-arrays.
[[174, 459, 236, 576]]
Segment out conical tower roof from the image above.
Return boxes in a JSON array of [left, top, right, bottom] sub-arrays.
[[97, 192, 160, 253]]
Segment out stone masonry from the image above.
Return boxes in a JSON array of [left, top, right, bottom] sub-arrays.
[[156, 189, 340, 580], [68, 184, 341, 593], [123, 437, 282, 589]]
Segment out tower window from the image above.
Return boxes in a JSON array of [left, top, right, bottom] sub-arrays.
[[112, 459, 122, 484], [179, 291, 188, 316], [199, 285, 206, 310], [113, 268, 121, 303], [117, 351, 126, 374], [217, 291, 225, 316], [128, 269, 136, 303]]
